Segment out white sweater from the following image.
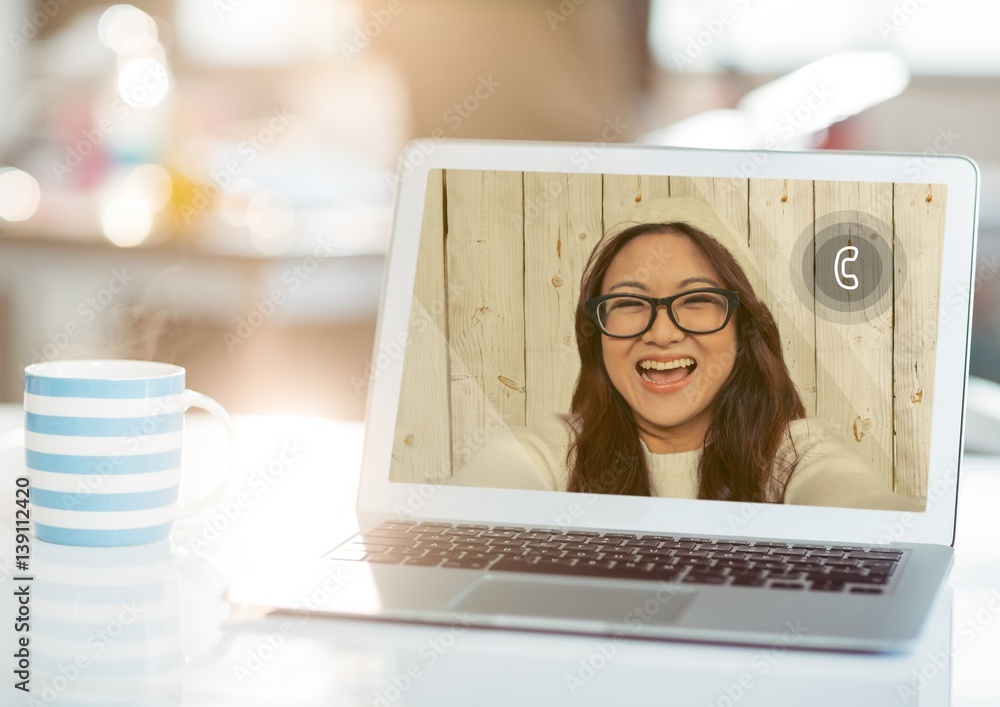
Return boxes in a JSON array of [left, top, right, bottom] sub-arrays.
[[446, 414, 925, 512]]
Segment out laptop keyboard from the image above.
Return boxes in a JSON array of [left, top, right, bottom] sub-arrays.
[[331, 520, 904, 594]]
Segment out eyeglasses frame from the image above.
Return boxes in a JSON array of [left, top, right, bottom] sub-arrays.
[[585, 287, 741, 338]]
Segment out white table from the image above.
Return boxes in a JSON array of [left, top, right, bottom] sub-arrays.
[[1, 406, 998, 706]]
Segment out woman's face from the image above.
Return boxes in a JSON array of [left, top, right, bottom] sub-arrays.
[[599, 232, 738, 453]]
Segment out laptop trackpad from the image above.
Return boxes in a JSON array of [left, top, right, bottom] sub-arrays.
[[450, 575, 694, 625]]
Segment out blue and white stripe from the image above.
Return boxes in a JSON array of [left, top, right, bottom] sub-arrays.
[[25, 372, 186, 547], [33, 540, 184, 702]]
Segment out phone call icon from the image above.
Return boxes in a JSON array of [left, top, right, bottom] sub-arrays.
[[834, 245, 859, 291]]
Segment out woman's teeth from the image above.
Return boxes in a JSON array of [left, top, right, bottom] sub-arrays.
[[639, 357, 695, 371], [638, 357, 696, 384]]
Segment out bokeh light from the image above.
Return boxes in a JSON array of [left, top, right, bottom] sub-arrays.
[[0, 168, 42, 222], [117, 57, 170, 109], [101, 194, 153, 247], [98, 5, 158, 54]]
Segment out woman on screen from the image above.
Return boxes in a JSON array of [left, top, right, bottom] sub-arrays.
[[449, 220, 923, 511]]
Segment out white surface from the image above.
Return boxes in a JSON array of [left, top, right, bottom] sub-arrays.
[[360, 141, 979, 548], [965, 376, 1000, 454], [0, 406, 998, 706]]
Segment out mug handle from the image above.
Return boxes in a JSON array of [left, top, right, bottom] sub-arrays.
[[175, 389, 239, 518]]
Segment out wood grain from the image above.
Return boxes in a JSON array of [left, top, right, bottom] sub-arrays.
[[389, 170, 452, 482], [445, 170, 526, 469], [813, 182, 895, 485], [601, 174, 671, 239], [523, 172, 602, 422], [397, 170, 943, 498], [892, 183, 945, 498], [748, 179, 817, 415]]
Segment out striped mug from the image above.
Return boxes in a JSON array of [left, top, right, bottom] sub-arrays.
[[24, 360, 237, 547]]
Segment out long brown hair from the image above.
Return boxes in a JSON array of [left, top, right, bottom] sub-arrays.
[[567, 221, 805, 502]]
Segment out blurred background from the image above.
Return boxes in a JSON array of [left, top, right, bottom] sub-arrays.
[[1, 0, 998, 423]]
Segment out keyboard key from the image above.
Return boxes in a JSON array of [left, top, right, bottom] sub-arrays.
[[770, 582, 806, 590], [571, 559, 619, 574], [459, 553, 492, 562], [342, 541, 389, 552], [704, 544, 736, 553], [683, 573, 728, 585], [359, 536, 412, 547], [584, 537, 626, 547], [786, 562, 826, 572], [443, 559, 490, 570], [850, 587, 885, 594], [493, 546, 529, 555], [852, 574, 889, 585], [444, 528, 482, 536], [810, 581, 845, 592], [753, 561, 789, 571], [616, 562, 652, 573], [367, 553, 407, 564], [365, 529, 418, 539], [847, 551, 902, 561], [397, 546, 428, 556], [491, 558, 575, 575], [406, 556, 444, 566], [731, 576, 766, 587], [630, 539, 665, 548]]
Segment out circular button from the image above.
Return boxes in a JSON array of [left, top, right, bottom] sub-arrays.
[[790, 210, 904, 321]]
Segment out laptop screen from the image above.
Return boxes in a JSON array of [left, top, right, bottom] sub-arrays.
[[388, 168, 946, 513]]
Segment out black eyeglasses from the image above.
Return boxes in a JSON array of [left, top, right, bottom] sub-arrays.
[[585, 288, 740, 338]]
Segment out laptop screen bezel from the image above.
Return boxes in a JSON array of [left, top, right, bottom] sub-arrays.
[[357, 140, 978, 548]]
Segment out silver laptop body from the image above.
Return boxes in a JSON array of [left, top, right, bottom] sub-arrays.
[[228, 141, 979, 652]]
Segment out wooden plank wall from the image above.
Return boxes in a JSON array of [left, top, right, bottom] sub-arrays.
[[389, 169, 946, 501]]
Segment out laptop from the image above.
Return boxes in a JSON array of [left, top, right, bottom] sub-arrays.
[[228, 140, 979, 651]]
